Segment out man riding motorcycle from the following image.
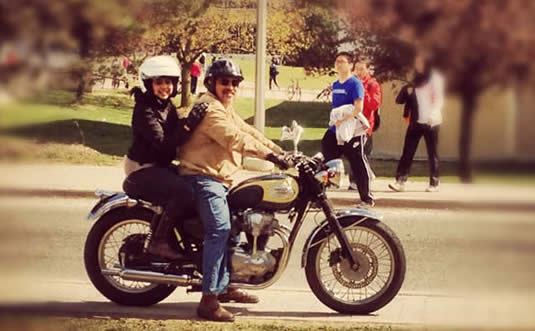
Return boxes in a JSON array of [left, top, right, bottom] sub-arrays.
[[177, 58, 288, 322]]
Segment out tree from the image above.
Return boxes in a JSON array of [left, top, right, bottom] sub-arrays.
[[343, 19, 415, 83], [339, 0, 535, 182], [1, 0, 140, 101], [141, 0, 249, 107]]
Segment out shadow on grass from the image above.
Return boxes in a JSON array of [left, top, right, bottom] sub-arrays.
[[27, 89, 134, 109], [244, 100, 330, 128], [0, 119, 130, 157]]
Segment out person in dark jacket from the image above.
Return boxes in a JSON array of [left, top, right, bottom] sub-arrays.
[[123, 55, 194, 260], [389, 55, 445, 192], [269, 60, 280, 90]]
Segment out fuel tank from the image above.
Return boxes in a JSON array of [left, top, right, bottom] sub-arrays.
[[227, 174, 299, 211]]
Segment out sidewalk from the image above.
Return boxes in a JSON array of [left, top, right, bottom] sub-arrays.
[[1, 162, 534, 211]]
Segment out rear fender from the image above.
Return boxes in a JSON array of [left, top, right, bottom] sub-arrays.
[[86, 190, 162, 222], [301, 208, 383, 268]]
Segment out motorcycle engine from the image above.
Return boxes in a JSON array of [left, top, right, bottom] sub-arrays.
[[230, 211, 280, 283]]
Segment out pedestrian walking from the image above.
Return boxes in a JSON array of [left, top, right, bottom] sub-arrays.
[[348, 58, 382, 190], [321, 52, 375, 208], [269, 60, 280, 90], [389, 54, 446, 193]]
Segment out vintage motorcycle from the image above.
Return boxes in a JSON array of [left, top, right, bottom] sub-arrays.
[[84, 122, 406, 314]]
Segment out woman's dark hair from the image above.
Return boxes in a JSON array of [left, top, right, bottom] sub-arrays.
[[129, 86, 144, 101]]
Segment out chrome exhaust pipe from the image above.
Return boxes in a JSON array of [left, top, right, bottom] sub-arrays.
[[102, 268, 202, 287]]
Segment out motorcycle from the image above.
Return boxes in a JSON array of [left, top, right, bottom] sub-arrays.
[[84, 122, 406, 314]]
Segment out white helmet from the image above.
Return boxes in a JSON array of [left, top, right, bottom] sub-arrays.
[[138, 55, 181, 94]]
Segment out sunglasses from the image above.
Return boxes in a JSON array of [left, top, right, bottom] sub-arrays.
[[218, 78, 241, 87]]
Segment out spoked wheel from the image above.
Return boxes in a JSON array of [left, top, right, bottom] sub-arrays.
[[84, 207, 176, 306], [305, 218, 406, 314]]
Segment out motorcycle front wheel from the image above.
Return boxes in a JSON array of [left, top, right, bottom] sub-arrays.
[[305, 218, 406, 314], [84, 207, 176, 306]]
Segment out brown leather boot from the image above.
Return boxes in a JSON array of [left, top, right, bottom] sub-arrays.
[[147, 213, 184, 260], [197, 294, 235, 322], [218, 288, 259, 304]]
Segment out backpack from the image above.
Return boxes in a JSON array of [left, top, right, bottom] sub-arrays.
[[176, 102, 209, 145]]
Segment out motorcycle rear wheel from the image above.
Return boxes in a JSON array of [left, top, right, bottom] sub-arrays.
[[305, 218, 405, 314], [84, 207, 177, 306]]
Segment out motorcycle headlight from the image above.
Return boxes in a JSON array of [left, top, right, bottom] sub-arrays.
[[314, 159, 344, 188]]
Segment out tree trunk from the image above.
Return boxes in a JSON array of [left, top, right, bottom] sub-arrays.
[[180, 65, 192, 108], [459, 93, 477, 183], [75, 77, 86, 102]]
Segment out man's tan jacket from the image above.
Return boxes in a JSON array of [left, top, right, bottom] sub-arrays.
[[177, 92, 282, 185]]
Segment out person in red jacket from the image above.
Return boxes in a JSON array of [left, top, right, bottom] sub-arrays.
[[348, 58, 382, 190], [190, 61, 202, 94]]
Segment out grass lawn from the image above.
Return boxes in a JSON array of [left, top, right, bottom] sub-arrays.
[[0, 89, 331, 166], [1, 89, 533, 183], [233, 58, 334, 91]]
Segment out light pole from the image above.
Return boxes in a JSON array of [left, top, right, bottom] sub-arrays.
[[254, 0, 267, 133]]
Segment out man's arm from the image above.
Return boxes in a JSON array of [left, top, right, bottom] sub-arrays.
[[198, 105, 276, 159], [233, 112, 283, 154]]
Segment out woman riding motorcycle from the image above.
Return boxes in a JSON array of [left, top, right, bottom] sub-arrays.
[[178, 59, 288, 322], [123, 55, 193, 260]]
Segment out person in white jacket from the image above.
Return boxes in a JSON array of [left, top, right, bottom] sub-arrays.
[[389, 55, 446, 193]]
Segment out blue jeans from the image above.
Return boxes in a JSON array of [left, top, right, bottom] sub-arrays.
[[183, 175, 231, 295]]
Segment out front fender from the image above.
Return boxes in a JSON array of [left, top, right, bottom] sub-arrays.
[[301, 208, 383, 268]]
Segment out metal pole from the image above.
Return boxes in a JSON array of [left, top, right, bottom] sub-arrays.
[[254, 0, 267, 133]]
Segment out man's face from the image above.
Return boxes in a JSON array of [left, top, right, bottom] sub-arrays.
[[334, 55, 353, 76], [152, 77, 174, 99], [354, 62, 369, 80], [215, 76, 240, 106]]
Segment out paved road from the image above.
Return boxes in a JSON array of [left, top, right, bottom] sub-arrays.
[[1, 197, 535, 328]]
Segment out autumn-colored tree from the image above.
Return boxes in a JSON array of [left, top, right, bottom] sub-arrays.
[[339, 0, 535, 182], [140, 0, 251, 107]]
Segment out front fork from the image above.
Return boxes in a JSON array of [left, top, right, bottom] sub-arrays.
[[316, 192, 360, 268]]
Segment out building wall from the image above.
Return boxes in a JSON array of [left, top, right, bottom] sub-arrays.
[[516, 86, 535, 161], [371, 82, 535, 161]]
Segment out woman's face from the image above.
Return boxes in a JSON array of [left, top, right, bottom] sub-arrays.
[[152, 77, 174, 99], [215, 76, 240, 107]]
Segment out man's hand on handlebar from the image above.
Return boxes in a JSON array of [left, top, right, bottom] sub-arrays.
[[265, 152, 291, 170]]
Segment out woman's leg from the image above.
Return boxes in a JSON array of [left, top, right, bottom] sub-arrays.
[[122, 166, 195, 259]]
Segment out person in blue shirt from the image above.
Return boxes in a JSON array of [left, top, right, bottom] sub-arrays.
[[321, 52, 375, 208]]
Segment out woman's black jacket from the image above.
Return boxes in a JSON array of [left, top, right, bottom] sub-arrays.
[[126, 92, 187, 166], [395, 84, 419, 124]]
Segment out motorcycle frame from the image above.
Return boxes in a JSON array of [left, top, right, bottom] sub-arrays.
[[87, 170, 382, 291]]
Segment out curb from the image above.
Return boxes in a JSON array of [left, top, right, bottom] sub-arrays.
[[330, 196, 535, 212], [2, 187, 534, 211], [0, 188, 98, 199]]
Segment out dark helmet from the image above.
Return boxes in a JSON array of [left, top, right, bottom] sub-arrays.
[[204, 58, 244, 94]]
